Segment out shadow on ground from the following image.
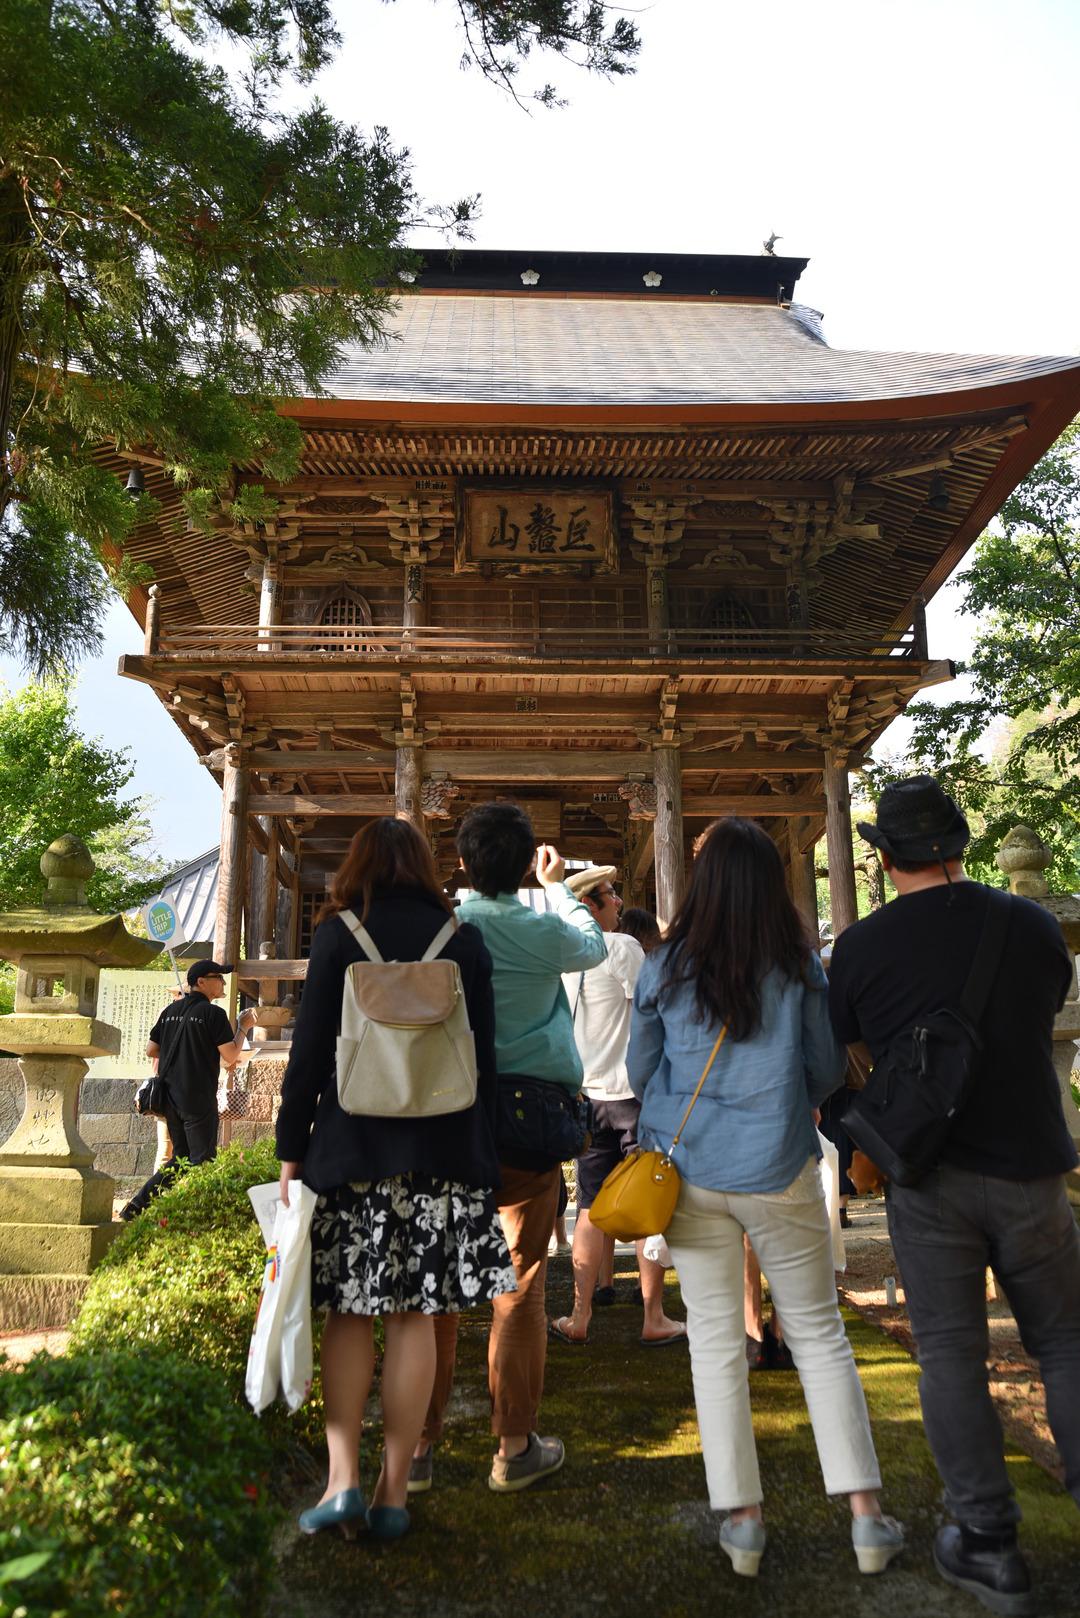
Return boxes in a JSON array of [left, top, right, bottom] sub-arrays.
[[267, 1261, 1080, 1618]]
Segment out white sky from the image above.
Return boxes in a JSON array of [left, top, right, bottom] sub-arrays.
[[5, 0, 1079, 863]]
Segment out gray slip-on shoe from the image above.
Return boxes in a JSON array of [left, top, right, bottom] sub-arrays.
[[407, 1446, 433, 1495], [488, 1433, 565, 1493]]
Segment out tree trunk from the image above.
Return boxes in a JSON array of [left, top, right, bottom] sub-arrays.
[[0, 174, 33, 527]]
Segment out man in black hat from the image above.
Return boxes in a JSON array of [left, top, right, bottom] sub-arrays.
[[120, 960, 257, 1219], [828, 775, 1080, 1614]]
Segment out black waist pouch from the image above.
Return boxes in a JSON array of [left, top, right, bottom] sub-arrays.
[[496, 1074, 593, 1171]]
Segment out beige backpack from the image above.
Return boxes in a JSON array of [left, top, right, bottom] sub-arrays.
[[334, 910, 478, 1118]]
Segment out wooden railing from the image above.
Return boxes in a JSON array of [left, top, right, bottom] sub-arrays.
[[153, 623, 922, 660]]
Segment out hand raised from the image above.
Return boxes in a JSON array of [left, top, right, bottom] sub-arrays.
[[535, 844, 566, 887]]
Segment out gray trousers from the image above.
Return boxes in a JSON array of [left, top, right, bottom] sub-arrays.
[[886, 1162, 1080, 1532]]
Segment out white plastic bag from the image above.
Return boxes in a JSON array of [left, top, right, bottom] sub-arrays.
[[641, 1232, 673, 1270], [245, 1179, 317, 1414], [816, 1129, 847, 1274]]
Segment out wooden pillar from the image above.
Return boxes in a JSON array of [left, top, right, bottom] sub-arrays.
[[143, 583, 161, 654], [214, 746, 249, 967], [789, 817, 819, 937], [258, 557, 282, 652], [653, 744, 684, 929], [824, 759, 859, 937], [403, 560, 426, 635], [395, 743, 423, 829], [244, 814, 276, 958], [645, 560, 669, 654], [911, 595, 929, 659]]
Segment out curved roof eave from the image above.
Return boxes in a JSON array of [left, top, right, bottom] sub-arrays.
[[276, 364, 1080, 431]]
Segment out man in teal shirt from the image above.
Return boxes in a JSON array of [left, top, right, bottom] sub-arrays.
[[454, 802, 605, 1494]]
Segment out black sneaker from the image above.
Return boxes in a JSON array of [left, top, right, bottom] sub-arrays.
[[933, 1524, 1035, 1616]]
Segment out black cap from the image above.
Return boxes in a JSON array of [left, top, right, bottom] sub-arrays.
[[186, 958, 233, 987], [857, 775, 970, 863]]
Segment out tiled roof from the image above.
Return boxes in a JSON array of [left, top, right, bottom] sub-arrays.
[[321, 296, 1080, 408]]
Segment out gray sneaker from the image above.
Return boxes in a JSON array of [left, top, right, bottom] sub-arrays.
[[407, 1446, 433, 1495], [488, 1433, 565, 1493]]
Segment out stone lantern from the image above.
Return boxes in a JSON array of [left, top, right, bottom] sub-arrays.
[[0, 834, 161, 1327], [996, 826, 1080, 1200]]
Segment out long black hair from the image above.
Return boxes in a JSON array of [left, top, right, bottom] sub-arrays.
[[661, 818, 812, 1041]]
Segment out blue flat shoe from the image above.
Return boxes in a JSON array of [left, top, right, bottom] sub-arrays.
[[298, 1486, 367, 1537], [366, 1504, 410, 1540]]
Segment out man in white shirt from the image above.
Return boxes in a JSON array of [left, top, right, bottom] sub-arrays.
[[549, 867, 686, 1348]]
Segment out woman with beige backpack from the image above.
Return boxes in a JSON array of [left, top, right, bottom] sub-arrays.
[[626, 817, 904, 1580], [276, 817, 515, 1541]]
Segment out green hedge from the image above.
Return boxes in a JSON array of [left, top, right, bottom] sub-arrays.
[[70, 1136, 325, 1450], [0, 1346, 275, 1618]]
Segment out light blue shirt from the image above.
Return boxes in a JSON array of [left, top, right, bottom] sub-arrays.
[[455, 884, 607, 1092], [627, 946, 846, 1193]]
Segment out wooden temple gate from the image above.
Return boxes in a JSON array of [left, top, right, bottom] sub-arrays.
[[113, 251, 1080, 1006]]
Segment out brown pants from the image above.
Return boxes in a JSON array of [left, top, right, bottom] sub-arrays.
[[418, 1162, 561, 1442], [488, 1162, 561, 1436]]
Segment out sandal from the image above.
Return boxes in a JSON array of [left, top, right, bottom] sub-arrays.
[[640, 1322, 688, 1348], [593, 1285, 616, 1307], [548, 1316, 588, 1346]]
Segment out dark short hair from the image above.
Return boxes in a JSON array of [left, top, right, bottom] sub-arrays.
[[620, 907, 662, 952], [886, 854, 951, 875], [456, 802, 535, 897]]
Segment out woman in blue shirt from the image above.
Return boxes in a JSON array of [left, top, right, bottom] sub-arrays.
[[628, 818, 902, 1580]]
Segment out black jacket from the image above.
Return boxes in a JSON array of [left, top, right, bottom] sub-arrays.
[[275, 887, 501, 1192]]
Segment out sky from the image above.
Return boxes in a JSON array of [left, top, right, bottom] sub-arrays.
[[4, 0, 1079, 865]]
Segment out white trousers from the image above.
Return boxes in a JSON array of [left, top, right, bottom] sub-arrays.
[[666, 1156, 881, 1510]]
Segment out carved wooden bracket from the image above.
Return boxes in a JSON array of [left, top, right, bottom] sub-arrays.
[[628, 498, 700, 565], [763, 478, 881, 572], [420, 778, 462, 819], [619, 778, 658, 820], [373, 493, 453, 565]]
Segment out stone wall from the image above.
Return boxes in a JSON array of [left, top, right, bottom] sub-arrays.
[[78, 1075, 159, 1186]]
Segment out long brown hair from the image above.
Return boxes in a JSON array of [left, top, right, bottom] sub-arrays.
[[661, 817, 812, 1040], [317, 817, 454, 929]]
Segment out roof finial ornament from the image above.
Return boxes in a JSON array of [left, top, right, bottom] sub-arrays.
[[762, 232, 782, 256]]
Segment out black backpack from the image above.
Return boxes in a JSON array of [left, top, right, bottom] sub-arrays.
[[841, 888, 1012, 1187]]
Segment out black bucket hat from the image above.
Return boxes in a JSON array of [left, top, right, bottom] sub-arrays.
[[857, 775, 969, 863]]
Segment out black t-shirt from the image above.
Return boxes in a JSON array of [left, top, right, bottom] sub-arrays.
[[149, 992, 234, 1114], [828, 881, 1076, 1181]]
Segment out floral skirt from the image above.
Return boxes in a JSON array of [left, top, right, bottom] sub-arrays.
[[311, 1172, 517, 1316]]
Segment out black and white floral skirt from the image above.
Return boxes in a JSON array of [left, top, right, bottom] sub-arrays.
[[311, 1172, 517, 1316]]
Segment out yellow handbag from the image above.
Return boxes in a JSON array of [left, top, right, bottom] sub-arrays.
[[588, 1024, 729, 1242]]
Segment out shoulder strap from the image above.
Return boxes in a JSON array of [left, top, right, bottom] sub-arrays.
[[573, 970, 586, 1021], [338, 908, 384, 964], [669, 1024, 729, 1154], [958, 889, 1012, 1028], [420, 917, 458, 962]]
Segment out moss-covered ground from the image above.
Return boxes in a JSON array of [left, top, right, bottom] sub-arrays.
[[269, 1261, 1080, 1618]]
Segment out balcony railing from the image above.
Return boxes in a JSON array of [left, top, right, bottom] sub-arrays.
[[152, 623, 924, 660]]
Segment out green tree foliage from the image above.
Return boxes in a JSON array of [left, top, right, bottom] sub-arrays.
[[0, 1, 639, 672], [865, 423, 1080, 888], [0, 679, 173, 914]]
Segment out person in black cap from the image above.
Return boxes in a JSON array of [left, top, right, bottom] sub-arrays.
[[828, 775, 1080, 1614], [120, 960, 257, 1219]]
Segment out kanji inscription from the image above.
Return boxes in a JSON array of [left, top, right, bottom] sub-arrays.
[[459, 489, 615, 573]]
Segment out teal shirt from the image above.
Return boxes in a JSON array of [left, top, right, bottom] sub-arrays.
[[455, 885, 607, 1091]]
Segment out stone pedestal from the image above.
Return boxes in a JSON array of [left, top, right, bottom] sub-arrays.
[[0, 834, 161, 1327]]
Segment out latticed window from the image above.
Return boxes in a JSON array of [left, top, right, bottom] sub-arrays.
[[316, 590, 372, 650], [701, 593, 756, 633]]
